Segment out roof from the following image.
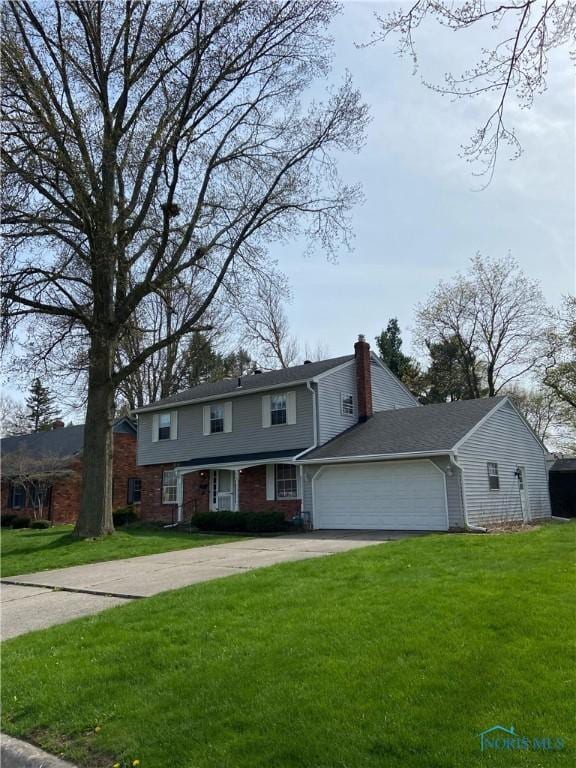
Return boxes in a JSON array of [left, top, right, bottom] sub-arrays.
[[134, 355, 354, 413], [299, 397, 506, 462], [178, 448, 307, 469], [1, 418, 136, 460], [549, 458, 576, 473]]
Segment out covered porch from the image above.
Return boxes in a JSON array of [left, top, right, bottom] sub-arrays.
[[174, 449, 306, 523]]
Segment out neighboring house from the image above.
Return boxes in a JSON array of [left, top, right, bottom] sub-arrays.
[[134, 337, 551, 530], [548, 458, 576, 517], [1, 418, 140, 523]]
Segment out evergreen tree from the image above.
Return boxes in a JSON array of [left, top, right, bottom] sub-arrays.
[[422, 337, 484, 403], [25, 379, 60, 432], [375, 319, 413, 378], [375, 319, 422, 397]]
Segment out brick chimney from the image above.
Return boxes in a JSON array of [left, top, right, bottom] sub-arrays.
[[354, 334, 373, 422], [51, 419, 65, 430]]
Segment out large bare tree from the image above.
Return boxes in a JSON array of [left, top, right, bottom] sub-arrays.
[[415, 254, 547, 397], [1, 1, 368, 537], [371, 1, 576, 181]]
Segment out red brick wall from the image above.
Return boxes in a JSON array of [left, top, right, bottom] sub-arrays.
[[138, 463, 301, 522], [354, 336, 373, 421], [1, 431, 139, 525], [112, 432, 140, 510], [239, 466, 301, 518]]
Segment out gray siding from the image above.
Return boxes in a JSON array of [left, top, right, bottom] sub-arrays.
[[317, 363, 357, 444], [137, 384, 314, 466], [371, 361, 418, 411], [431, 457, 465, 528], [457, 401, 551, 526]]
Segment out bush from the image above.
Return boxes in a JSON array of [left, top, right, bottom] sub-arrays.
[[11, 516, 31, 529], [29, 519, 52, 529], [193, 510, 288, 533], [113, 505, 139, 527], [1, 514, 18, 528]]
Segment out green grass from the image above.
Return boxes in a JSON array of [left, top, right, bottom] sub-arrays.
[[2, 524, 575, 768], [0, 524, 241, 577]]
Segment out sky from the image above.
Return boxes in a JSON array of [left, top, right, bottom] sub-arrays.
[[274, 1, 575, 363]]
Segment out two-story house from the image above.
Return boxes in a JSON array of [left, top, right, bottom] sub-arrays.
[[135, 336, 551, 531]]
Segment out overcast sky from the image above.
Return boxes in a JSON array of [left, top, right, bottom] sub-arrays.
[[275, 1, 575, 363]]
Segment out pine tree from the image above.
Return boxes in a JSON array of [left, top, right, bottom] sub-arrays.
[[25, 379, 60, 432]]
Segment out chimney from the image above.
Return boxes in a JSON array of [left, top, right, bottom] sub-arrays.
[[52, 419, 65, 430], [354, 334, 373, 422]]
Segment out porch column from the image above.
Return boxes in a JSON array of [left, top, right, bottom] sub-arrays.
[[234, 469, 240, 512], [176, 470, 184, 522]]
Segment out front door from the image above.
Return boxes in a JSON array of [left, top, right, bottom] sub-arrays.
[[517, 466, 530, 521], [211, 469, 236, 511]]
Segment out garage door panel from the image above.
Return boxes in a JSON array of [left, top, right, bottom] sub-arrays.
[[314, 460, 447, 530]]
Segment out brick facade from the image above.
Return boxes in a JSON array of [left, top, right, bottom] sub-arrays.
[[354, 335, 373, 422], [139, 463, 301, 523], [1, 432, 140, 524]]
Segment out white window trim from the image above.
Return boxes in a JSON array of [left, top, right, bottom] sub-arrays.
[[204, 401, 233, 435], [162, 470, 178, 504], [341, 392, 354, 416], [487, 461, 500, 491], [263, 391, 296, 428], [152, 411, 177, 442]]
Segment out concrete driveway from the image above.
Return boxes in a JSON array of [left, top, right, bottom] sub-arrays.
[[1, 531, 417, 640]]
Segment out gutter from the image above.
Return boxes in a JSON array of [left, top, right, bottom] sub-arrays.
[[297, 449, 455, 464]]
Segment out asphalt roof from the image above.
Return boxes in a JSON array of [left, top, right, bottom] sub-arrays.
[[549, 458, 576, 472], [1, 424, 85, 460], [179, 448, 307, 468], [300, 397, 506, 461], [1, 418, 136, 460], [134, 355, 354, 412]]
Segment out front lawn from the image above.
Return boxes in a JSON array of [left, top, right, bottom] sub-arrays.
[[0, 524, 241, 577], [2, 524, 574, 767]]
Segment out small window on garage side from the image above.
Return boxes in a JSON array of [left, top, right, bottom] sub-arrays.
[[487, 462, 500, 490]]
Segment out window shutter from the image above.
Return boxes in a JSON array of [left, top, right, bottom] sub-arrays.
[[266, 464, 276, 500], [203, 405, 210, 436], [287, 391, 297, 424], [224, 401, 232, 433], [262, 395, 271, 428], [152, 414, 159, 442], [296, 466, 302, 499], [170, 411, 178, 440]]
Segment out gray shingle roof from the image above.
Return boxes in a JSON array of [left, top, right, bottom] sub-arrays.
[[1, 418, 136, 460], [549, 458, 576, 473], [1, 424, 85, 460], [300, 397, 506, 461], [134, 355, 354, 412]]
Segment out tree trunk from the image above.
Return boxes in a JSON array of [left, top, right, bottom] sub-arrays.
[[74, 341, 115, 538]]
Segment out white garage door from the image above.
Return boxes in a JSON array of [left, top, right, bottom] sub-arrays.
[[313, 460, 448, 530]]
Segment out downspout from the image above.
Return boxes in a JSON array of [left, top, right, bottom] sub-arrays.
[[451, 455, 487, 533], [294, 380, 319, 523]]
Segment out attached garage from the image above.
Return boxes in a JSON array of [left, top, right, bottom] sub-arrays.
[[313, 460, 448, 530]]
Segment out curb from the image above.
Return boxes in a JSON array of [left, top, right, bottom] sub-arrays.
[[1, 733, 78, 768]]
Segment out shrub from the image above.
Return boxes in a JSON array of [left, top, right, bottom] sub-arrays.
[[193, 510, 288, 533], [1, 514, 18, 528], [29, 519, 52, 529], [11, 516, 31, 529], [113, 505, 139, 527]]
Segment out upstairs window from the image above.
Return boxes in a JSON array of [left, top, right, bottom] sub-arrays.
[[487, 462, 500, 491], [341, 393, 354, 416], [210, 404, 224, 434], [275, 464, 298, 499], [271, 393, 287, 425], [162, 470, 177, 504], [158, 413, 172, 441]]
